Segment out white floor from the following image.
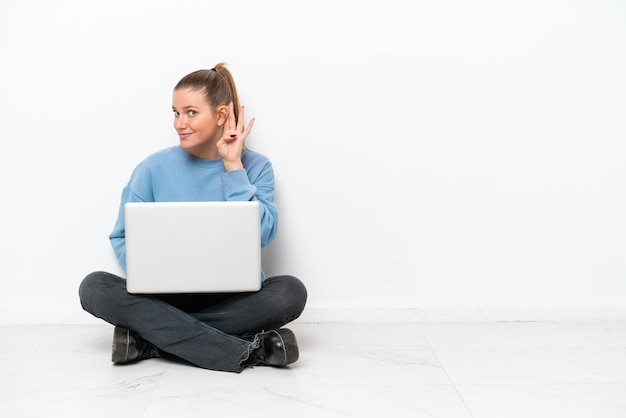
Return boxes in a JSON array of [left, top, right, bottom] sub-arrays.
[[2, 321, 626, 418]]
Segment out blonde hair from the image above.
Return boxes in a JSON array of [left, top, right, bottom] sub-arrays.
[[174, 62, 241, 123]]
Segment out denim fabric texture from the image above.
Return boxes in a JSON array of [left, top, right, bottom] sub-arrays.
[[79, 272, 307, 372]]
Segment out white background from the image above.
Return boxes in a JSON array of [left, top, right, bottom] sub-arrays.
[[1, 0, 625, 323]]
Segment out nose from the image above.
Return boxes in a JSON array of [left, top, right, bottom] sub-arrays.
[[174, 114, 187, 130]]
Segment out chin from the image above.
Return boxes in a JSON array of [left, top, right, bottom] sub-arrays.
[[179, 140, 193, 150]]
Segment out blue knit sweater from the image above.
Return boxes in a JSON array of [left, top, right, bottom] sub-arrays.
[[109, 146, 278, 273]]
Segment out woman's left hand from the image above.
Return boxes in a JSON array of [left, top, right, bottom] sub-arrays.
[[217, 102, 255, 171]]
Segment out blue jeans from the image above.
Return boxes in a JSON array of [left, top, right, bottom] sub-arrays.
[[78, 271, 307, 373]]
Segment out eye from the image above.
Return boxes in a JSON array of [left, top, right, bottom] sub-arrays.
[[172, 109, 179, 117], [188, 110, 197, 116]]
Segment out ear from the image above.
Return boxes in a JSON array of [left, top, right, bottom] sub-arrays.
[[216, 105, 229, 126]]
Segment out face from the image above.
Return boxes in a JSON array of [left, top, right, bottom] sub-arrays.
[[172, 88, 225, 159]]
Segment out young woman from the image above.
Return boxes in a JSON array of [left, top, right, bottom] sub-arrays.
[[79, 63, 307, 373]]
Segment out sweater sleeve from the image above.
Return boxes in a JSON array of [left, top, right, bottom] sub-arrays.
[[109, 163, 153, 272], [109, 186, 130, 272], [221, 161, 278, 247]]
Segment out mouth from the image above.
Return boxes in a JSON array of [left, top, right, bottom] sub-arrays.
[[178, 132, 192, 139]]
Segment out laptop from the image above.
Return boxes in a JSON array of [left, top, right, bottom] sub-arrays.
[[124, 201, 262, 294]]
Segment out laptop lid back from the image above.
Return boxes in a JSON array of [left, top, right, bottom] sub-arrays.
[[124, 201, 262, 294]]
